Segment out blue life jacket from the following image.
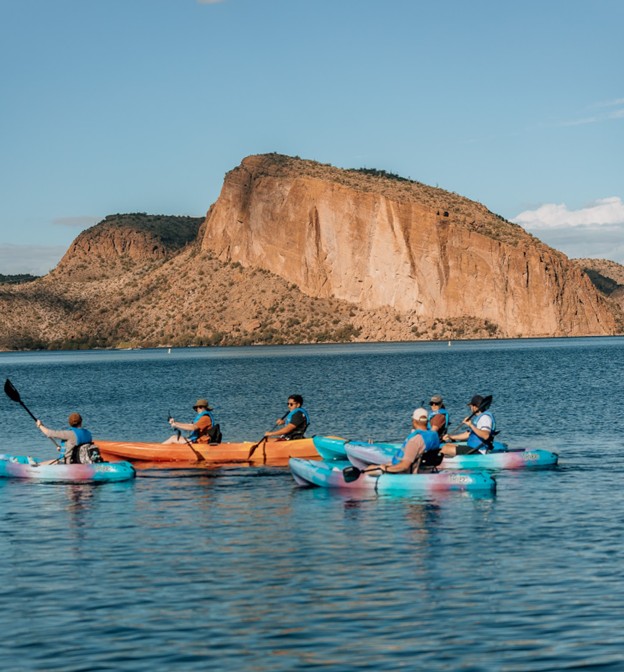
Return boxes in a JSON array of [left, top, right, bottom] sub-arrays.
[[282, 407, 310, 439], [427, 408, 449, 432], [59, 427, 92, 459], [392, 429, 441, 465], [71, 427, 93, 446], [188, 410, 214, 442], [467, 411, 496, 450]]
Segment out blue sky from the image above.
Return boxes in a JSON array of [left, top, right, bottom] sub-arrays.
[[1, 0, 622, 274]]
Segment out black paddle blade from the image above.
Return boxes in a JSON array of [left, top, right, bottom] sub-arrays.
[[4, 378, 20, 403], [479, 395, 493, 412], [247, 436, 266, 460], [342, 465, 362, 483]]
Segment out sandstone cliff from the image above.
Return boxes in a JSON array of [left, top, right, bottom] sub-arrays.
[[201, 154, 615, 338], [573, 257, 624, 331]]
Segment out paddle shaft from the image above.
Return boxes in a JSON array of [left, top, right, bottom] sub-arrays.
[[3, 379, 62, 451], [248, 411, 289, 460], [168, 411, 205, 462]]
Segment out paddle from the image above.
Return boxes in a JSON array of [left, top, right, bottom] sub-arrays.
[[247, 411, 289, 460], [343, 464, 383, 483], [168, 411, 205, 462], [4, 378, 63, 452], [247, 436, 268, 461]]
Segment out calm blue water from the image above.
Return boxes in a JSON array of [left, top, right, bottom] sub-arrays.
[[1, 338, 624, 671]]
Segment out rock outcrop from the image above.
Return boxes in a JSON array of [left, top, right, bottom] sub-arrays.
[[54, 213, 203, 280], [201, 154, 615, 338]]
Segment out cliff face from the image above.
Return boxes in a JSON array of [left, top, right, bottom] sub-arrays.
[[201, 154, 615, 338]]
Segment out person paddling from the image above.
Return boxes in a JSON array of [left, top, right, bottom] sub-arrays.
[[36, 412, 100, 464], [264, 394, 309, 441], [442, 394, 496, 456], [361, 407, 442, 475], [165, 398, 220, 444]]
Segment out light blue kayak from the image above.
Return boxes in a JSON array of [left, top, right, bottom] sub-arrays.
[[289, 458, 496, 493], [344, 440, 558, 470], [0, 454, 136, 483], [314, 435, 509, 462]]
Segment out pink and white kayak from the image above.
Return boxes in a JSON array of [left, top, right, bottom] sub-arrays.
[[289, 458, 496, 493], [0, 454, 136, 483], [344, 441, 558, 470]]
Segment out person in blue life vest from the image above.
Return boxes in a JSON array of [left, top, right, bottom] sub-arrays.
[[428, 394, 449, 439], [264, 394, 310, 441], [165, 398, 217, 444], [362, 407, 442, 474], [442, 394, 496, 456], [36, 412, 95, 463]]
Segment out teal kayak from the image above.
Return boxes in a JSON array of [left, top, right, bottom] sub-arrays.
[[0, 454, 136, 483], [289, 458, 496, 493]]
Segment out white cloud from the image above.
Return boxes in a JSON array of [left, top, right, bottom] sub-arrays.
[[513, 197, 624, 264], [513, 197, 624, 230], [559, 98, 624, 127], [0, 244, 67, 276]]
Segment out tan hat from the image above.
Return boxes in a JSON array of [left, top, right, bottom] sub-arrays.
[[68, 412, 82, 427], [412, 407, 428, 422], [430, 394, 443, 404], [193, 398, 213, 410]]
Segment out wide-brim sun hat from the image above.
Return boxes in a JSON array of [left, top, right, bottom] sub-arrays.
[[193, 398, 213, 410]]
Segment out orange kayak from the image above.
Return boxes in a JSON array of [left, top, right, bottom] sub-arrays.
[[96, 437, 320, 467]]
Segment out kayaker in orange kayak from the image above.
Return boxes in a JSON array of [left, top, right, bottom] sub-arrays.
[[264, 394, 310, 442], [165, 398, 220, 444]]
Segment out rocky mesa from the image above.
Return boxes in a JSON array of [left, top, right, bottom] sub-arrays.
[[201, 154, 615, 338]]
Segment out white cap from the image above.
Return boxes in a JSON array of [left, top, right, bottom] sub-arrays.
[[412, 407, 428, 422]]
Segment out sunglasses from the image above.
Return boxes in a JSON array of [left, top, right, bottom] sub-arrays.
[[287, 401, 297, 406], [429, 401, 440, 406]]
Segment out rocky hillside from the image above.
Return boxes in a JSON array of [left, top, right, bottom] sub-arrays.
[[0, 155, 621, 351]]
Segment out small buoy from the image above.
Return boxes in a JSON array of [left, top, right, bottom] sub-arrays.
[[168, 348, 172, 354], [448, 341, 452, 347]]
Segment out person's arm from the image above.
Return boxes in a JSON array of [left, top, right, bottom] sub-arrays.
[[266, 422, 296, 438], [366, 435, 424, 473], [36, 421, 74, 442], [463, 416, 491, 441], [170, 416, 212, 433], [443, 429, 469, 442]]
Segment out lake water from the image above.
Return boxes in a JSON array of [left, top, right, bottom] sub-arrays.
[[1, 338, 623, 671]]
